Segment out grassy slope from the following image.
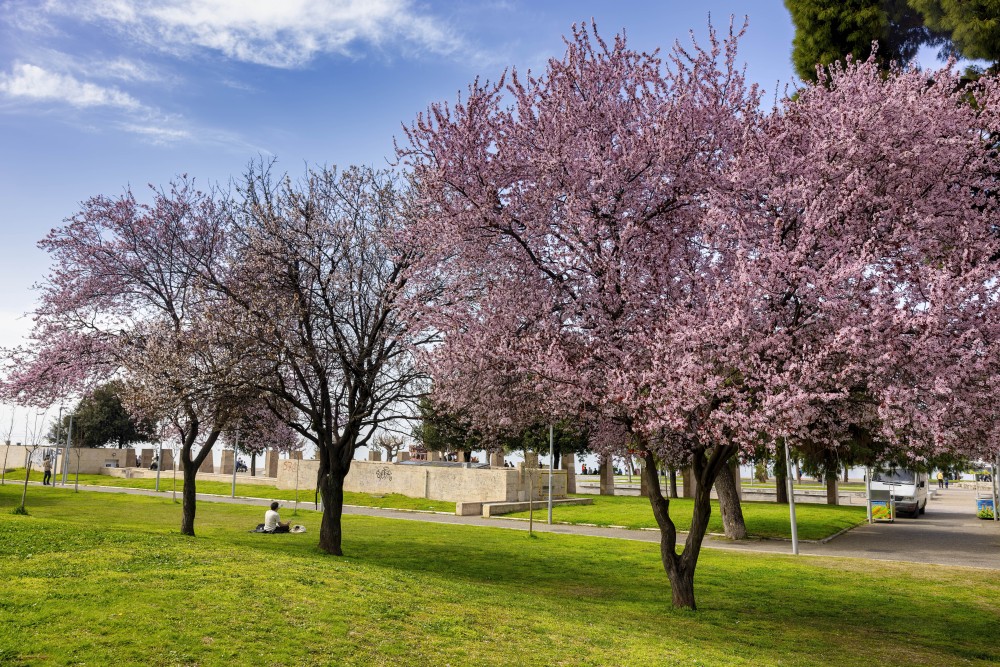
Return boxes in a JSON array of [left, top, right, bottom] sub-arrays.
[[3, 468, 456, 512], [1, 484, 998, 667], [504, 494, 867, 540]]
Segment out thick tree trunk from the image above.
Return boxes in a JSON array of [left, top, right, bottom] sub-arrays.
[[642, 443, 736, 610], [714, 461, 747, 540], [250, 451, 257, 477], [318, 467, 347, 555], [843, 464, 849, 484], [774, 443, 788, 504], [177, 424, 219, 537], [180, 456, 198, 536], [825, 468, 839, 505], [668, 467, 678, 498]]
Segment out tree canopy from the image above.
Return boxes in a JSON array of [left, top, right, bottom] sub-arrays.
[[786, 0, 1000, 80], [399, 20, 1000, 609], [70, 381, 155, 449]]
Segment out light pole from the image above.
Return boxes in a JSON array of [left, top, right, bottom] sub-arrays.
[[54, 405, 63, 485], [231, 429, 240, 499], [784, 440, 799, 555], [547, 424, 554, 525], [62, 414, 74, 486], [865, 466, 872, 523]]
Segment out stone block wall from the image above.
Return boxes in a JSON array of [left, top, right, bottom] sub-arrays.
[[276, 460, 567, 503]]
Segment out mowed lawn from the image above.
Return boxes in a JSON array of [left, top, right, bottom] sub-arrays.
[[1, 484, 998, 666], [3, 468, 456, 512], [504, 494, 867, 540]]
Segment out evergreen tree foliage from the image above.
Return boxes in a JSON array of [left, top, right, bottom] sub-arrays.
[[910, 0, 1000, 62], [785, 0, 936, 80], [71, 381, 155, 448]]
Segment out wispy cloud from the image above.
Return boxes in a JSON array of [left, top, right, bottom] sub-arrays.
[[0, 62, 246, 149], [0, 62, 142, 110], [117, 122, 191, 143], [28, 0, 469, 68]]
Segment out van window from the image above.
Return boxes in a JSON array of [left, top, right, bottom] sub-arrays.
[[872, 470, 915, 484]]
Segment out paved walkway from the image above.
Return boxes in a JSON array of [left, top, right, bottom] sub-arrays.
[[22, 481, 1000, 569]]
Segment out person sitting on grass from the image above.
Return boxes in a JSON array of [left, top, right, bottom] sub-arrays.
[[263, 501, 290, 533]]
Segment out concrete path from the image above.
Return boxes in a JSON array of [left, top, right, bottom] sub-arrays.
[[20, 480, 1000, 569]]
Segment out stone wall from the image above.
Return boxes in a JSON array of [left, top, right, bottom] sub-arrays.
[[102, 467, 276, 486], [277, 460, 567, 503], [0, 444, 140, 476]]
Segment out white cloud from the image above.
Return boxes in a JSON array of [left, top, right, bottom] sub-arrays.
[[0, 62, 142, 110], [98, 57, 165, 83], [35, 0, 466, 68], [117, 122, 191, 143]]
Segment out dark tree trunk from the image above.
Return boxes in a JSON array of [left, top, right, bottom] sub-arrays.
[[318, 466, 347, 555], [669, 467, 678, 498], [774, 442, 788, 504], [826, 468, 839, 505], [642, 442, 736, 610], [843, 464, 849, 484], [250, 451, 257, 477], [177, 422, 220, 537], [714, 461, 747, 540], [180, 456, 198, 536]]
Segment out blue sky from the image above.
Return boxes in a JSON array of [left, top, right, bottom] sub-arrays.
[[0, 0, 802, 439]]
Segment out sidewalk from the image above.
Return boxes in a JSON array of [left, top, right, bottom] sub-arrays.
[[19, 480, 1000, 570]]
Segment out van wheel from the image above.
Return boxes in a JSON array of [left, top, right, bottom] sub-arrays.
[[919, 503, 926, 515]]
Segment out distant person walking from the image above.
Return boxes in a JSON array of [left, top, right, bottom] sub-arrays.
[[42, 455, 52, 485], [937, 471, 944, 489]]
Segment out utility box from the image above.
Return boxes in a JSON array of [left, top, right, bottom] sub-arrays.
[[870, 489, 893, 522]]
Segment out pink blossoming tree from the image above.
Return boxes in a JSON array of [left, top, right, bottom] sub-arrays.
[[399, 21, 1000, 609], [2, 180, 251, 536]]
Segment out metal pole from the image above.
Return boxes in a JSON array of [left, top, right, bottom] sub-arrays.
[[62, 415, 73, 485], [865, 466, 872, 524], [547, 424, 554, 525], [784, 440, 799, 555], [231, 430, 240, 499], [993, 453, 999, 523], [55, 406, 63, 485]]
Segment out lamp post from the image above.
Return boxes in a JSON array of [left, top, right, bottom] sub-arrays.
[[990, 455, 1000, 521], [231, 429, 240, 499], [54, 405, 63, 485], [784, 440, 799, 555], [547, 424, 554, 525], [865, 466, 872, 523], [62, 414, 73, 486]]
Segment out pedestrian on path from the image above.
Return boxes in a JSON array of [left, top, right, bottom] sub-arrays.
[[43, 455, 52, 485], [937, 471, 944, 489]]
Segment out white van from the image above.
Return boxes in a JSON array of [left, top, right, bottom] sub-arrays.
[[870, 469, 929, 518]]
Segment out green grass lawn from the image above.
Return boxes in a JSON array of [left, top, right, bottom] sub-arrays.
[[503, 494, 867, 540], [0, 483, 997, 666], [2, 468, 456, 513]]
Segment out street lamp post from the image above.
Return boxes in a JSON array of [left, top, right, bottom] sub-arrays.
[[231, 429, 240, 499], [784, 440, 799, 555], [62, 414, 73, 486], [54, 406, 63, 485], [547, 424, 554, 525]]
